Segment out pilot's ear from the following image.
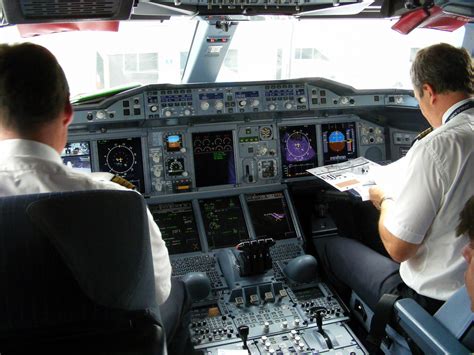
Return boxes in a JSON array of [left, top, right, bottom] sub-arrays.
[[423, 83, 436, 104], [63, 101, 73, 127]]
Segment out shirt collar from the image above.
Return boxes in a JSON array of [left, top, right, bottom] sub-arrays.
[[0, 139, 63, 164], [442, 98, 474, 125]]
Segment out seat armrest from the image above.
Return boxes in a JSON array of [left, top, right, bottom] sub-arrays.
[[395, 298, 470, 354]]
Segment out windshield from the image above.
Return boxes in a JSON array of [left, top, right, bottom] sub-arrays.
[[217, 18, 465, 89], [0, 19, 197, 98], [0, 17, 465, 96]]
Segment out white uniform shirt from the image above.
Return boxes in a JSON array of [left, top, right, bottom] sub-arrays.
[[384, 101, 474, 300], [0, 139, 172, 304]]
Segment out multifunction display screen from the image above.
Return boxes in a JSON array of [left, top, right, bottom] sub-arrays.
[[61, 142, 92, 174], [150, 202, 201, 255], [279, 125, 318, 178], [97, 137, 145, 192], [199, 196, 248, 249], [246, 192, 296, 240], [321, 122, 357, 165], [192, 131, 236, 188]]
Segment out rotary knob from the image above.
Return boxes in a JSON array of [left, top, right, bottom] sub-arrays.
[[150, 105, 158, 112], [298, 96, 307, 104], [183, 108, 192, 116], [96, 110, 106, 119], [340, 96, 349, 105], [215, 100, 224, 110], [268, 103, 276, 111], [251, 99, 260, 107], [200, 101, 210, 111], [163, 109, 172, 118], [238, 100, 247, 107], [285, 102, 293, 110]]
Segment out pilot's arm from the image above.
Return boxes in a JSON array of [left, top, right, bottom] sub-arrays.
[[147, 209, 173, 304], [370, 186, 420, 262], [370, 143, 443, 263]]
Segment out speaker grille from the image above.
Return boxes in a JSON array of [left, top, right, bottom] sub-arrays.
[[20, 0, 119, 19]]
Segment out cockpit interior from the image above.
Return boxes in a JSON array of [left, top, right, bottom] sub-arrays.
[[0, 1, 473, 354]]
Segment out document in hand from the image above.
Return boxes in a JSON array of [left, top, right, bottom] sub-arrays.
[[306, 157, 380, 201]]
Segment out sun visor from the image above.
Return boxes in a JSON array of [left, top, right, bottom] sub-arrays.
[[392, 5, 470, 35], [17, 21, 120, 38]]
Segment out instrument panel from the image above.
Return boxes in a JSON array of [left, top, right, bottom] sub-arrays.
[[65, 115, 386, 196], [66, 78, 422, 197]]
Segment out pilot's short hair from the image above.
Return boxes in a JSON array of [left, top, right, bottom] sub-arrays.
[[410, 43, 473, 97], [0, 43, 70, 134], [457, 196, 474, 239]]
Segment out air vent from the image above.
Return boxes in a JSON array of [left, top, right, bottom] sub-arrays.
[[0, 0, 134, 24], [21, 1, 119, 19]]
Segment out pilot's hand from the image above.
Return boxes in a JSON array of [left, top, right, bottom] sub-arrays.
[[369, 186, 386, 210]]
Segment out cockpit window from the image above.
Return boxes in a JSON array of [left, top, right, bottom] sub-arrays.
[[216, 18, 465, 90], [0, 17, 466, 93], [0, 19, 197, 98]]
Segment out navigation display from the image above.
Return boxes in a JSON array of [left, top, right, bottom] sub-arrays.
[[192, 131, 236, 188], [199, 196, 248, 249], [321, 122, 357, 165], [61, 142, 91, 173], [246, 192, 296, 240], [279, 125, 318, 178], [97, 137, 145, 192], [149, 202, 201, 255]]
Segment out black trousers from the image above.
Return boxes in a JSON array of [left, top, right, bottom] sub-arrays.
[[314, 236, 444, 315], [159, 278, 193, 354]]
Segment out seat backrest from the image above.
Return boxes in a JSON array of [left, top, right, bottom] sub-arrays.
[[0, 190, 166, 355]]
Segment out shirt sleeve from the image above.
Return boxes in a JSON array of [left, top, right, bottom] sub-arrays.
[[146, 208, 172, 304], [384, 142, 445, 244]]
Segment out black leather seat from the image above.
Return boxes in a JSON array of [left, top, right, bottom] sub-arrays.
[[0, 190, 166, 355]]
